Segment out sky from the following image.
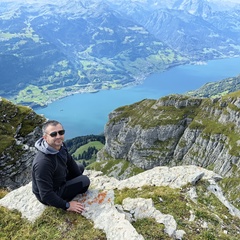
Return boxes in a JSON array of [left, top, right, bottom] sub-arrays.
[[2, 0, 240, 3], [210, 0, 240, 3]]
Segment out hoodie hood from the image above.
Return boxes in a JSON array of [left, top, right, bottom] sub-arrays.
[[35, 138, 59, 155]]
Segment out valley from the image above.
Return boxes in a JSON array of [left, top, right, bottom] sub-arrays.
[[1, 1, 240, 238], [1, 0, 240, 108]]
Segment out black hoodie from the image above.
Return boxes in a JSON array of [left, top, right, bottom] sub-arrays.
[[32, 138, 81, 209]]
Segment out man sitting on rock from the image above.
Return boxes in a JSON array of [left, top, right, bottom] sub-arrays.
[[32, 120, 90, 213]]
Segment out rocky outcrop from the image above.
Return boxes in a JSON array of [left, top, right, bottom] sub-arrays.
[[1, 144, 35, 189], [0, 97, 45, 190], [1, 165, 239, 240], [173, 0, 212, 18], [97, 94, 240, 178]]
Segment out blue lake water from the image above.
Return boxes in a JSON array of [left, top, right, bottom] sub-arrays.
[[36, 57, 240, 139]]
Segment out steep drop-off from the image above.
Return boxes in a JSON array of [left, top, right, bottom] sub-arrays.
[[98, 92, 240, 179]]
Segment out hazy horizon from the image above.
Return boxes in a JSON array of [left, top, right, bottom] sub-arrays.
[[2, 0, 240, 4]]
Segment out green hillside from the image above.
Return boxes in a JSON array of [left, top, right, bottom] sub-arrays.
[[186, 75, 240, 98]]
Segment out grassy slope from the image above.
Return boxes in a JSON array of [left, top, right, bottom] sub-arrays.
[[72, 141, 104, 159], [186, 75, 240, 99], [1, 180, 240, 239]]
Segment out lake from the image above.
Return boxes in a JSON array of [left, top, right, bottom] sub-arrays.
[[36, 57, 240, 139]]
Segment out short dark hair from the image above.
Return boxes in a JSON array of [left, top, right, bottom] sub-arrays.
[[42, 120, 62, 134]]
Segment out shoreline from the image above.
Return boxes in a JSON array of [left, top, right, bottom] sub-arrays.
[[10, 55, 240, 111], [30, 61, 189, 111], [34, 56, 240, 139]]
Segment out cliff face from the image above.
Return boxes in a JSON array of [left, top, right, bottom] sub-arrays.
[[97, 92, 240, 178], [0, 97, 45, 189], [0, 93, 240, 239]]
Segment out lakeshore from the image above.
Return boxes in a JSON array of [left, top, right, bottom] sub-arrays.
[[36, 57, 240, 139]]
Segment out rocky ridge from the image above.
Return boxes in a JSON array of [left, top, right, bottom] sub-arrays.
[[0, 97, 45, 190], [98, 92, 240, 179], [1, 165, 239, 240], [0, 93, 240, 238]]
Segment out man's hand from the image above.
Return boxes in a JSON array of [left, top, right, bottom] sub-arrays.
[[67, 201, 85, 213]]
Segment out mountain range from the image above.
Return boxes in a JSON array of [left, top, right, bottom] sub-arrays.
[[1, 1, 240, 239], [0, 0, 240, 107]]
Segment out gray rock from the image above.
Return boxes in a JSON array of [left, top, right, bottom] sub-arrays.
[[1, 165, 237, 240], [0, 182, 46, 222], [98, 95, 240, 178]]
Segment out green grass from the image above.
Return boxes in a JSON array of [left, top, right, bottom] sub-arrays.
[[0, 206, 106, 240], [72, 141, 104, 166], [12, 85, 68, 107], [0, 189, 8, 199], [132, 218, 171, 240], [110, 95, 201, 129], [88, 159, 144, 178], [72, 141, 104, 158], [1, 179, 240, 239], [114, 183, 240, 240], [219, 168, 240, 209]]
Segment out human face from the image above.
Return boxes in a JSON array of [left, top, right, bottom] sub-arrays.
[[43, 123, 65, 150]]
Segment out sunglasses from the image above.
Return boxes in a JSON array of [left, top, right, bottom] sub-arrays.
[[46, 130, 65, 137]]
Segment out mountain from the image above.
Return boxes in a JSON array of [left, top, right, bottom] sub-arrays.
[[96, 91, 240, 208], [173, 0, 211, 17], [0, 97, 45, 189], [109, 0, 240, 59], [0, 0, 185, 108], [1, 0, 240, 108]]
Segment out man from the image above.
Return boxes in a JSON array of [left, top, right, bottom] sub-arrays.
[[32, 120, 90, 213]]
